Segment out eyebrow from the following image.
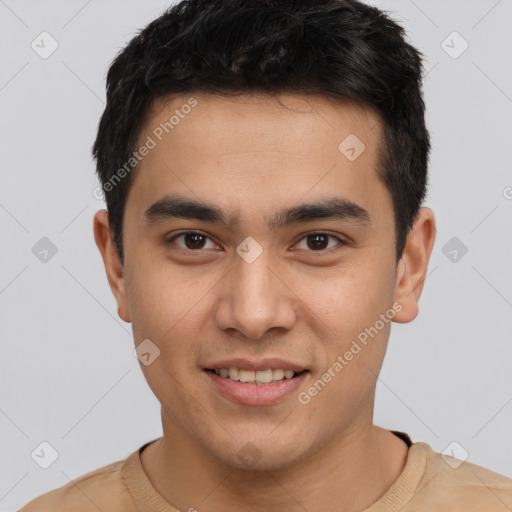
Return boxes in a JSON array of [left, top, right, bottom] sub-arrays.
[[143, 194, 371, 230]]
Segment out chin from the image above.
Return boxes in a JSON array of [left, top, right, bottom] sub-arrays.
[[206, 434, 312, 472]]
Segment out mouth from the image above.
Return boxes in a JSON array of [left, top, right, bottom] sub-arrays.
[[204, 367, 309, 384], [203, 366, 310, 405]]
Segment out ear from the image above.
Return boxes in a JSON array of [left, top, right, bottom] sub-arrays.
[[393, 207, 436, 323], [93, 209, 131, 323]]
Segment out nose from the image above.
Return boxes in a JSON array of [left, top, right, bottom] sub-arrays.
[[214, 250, 298, 341]]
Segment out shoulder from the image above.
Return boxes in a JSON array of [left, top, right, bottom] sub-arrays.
[[19, 453, 136, 512], [413, 442, 512, 510]]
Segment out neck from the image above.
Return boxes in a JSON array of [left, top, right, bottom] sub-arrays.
[[141, 418, 409, 512]]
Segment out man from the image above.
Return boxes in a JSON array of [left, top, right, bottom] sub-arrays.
[[20, 0, 512, 510]]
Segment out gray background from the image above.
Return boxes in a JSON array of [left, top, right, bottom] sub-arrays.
[[1, 0, 511, 510]]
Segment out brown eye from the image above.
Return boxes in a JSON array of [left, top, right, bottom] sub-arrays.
[[167, 232, 218, 251], [307, 234, 329, 250], [183, 233, 206, 249], [295, 233, 345, 252]]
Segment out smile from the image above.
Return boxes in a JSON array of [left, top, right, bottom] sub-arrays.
[[204, 368, 310, 405], [205, 367, 307, 384]]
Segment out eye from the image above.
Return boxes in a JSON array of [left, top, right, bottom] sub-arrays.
[[167, 231, 220, 251], [294, 232, 346, 252], [166, 231, 347, 253]]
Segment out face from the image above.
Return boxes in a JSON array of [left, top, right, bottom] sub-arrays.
[[95, 92, 435, 471]]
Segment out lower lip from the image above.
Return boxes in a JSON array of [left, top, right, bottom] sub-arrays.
[[204, 370, 309, 405]]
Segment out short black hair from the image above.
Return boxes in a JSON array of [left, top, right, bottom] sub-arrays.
[[92, 0, 430, 265]]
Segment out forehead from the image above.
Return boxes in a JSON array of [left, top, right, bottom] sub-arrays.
[[125, 91, 390, 226], [142, 92, 382, 152]]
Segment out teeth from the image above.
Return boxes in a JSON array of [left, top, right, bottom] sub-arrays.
[[211, 367, 301, 383], [256, 369, 273, 383], [239, 369, 255, 382], [273, 369, 285, 380]]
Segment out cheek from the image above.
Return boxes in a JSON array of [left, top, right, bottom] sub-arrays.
[[126, 255, 213, 334], [292, 258, 395, 405], [126, 267, 212, 408], [296, 258, 395, 338]]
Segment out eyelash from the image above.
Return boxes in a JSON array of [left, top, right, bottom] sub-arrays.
[[166, 231, 347, 254]]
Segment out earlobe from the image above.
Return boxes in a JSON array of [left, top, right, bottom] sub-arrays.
[[93, 210, 131, 323], [393, 207, 436, 324]]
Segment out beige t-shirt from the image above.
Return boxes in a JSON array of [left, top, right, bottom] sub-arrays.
[[19, 431, 512, 511]]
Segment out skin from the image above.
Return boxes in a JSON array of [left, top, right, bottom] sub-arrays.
[[94, 92, 436, 512]]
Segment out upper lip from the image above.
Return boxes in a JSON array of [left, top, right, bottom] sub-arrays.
[[204, 358, 307, 372]]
